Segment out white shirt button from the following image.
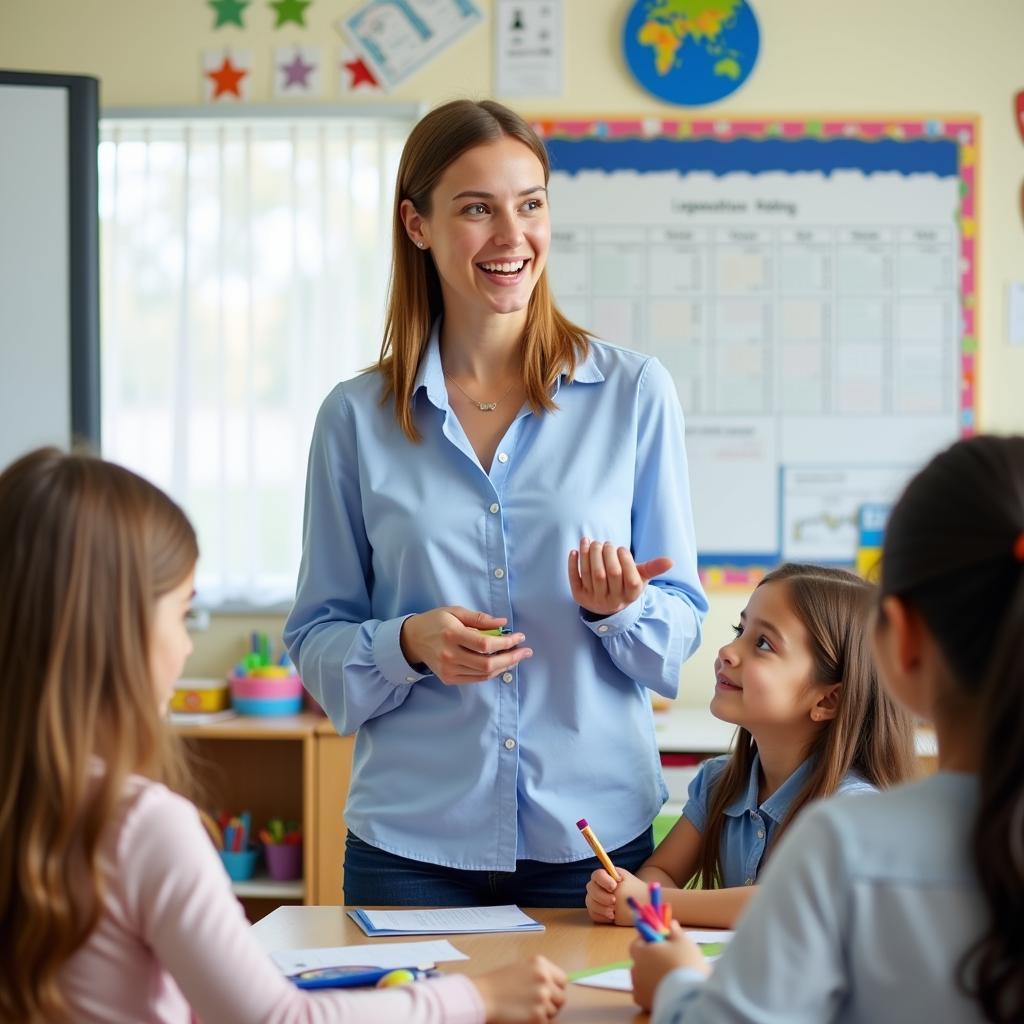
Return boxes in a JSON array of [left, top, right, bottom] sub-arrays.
[[497, 452, 509, 463], [405, 675, 416, 683], [597, 624, 609, 633], [757, 829, 765, 839], [504, 738, 516, 750], [494, 567, 505, 579], [489, 503, 499, 514], [502, 672, 513, 683], [745, 878, 754, 886]]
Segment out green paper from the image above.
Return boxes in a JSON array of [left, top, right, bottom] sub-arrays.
[[270, 0, 311, 27], [568, 960, 631, 982], [209, 0, 250, 28]]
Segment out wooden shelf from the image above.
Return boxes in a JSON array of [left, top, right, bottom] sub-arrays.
[[232, 875, 305, 900], [168, 711, 353, 912], [171, 710, 326, 740]]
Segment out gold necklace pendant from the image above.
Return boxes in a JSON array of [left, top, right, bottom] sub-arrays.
[[444, 373, 516, 412]]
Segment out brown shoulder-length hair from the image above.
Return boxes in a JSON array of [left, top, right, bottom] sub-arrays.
[[0, 448, 197, 1023], [377, 98, 589, 441], [693, 562, 917, 890], [879, 435, 1024, 1024]]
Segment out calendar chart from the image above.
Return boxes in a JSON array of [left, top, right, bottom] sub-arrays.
[[536, 118, 976, 582]]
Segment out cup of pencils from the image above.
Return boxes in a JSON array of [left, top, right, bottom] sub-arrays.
[[627, 882, 672, 942], [260, 817, 303, 881], [216, 811, 259, 882]]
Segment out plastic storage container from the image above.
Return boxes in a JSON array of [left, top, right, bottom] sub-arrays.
[[229, 672, 303, 716]]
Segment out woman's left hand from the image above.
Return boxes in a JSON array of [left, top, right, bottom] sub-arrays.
[[629, 921, 709, 1011], [568, 537, 673, 618]]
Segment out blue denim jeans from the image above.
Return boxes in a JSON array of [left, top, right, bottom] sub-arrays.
[[343, 827, 654, 907]]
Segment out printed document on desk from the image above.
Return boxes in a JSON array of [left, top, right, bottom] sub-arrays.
[[349, 905, 544, 936]]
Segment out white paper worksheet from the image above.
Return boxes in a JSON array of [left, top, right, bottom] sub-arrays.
[[271, 939, 468, 976], [350, 905, 544, 936]]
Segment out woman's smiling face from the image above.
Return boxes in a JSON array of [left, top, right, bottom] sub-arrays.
[[406, 136, 551, 320]]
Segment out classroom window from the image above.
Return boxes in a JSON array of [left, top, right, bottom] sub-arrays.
[[98, 112, 413, 608]]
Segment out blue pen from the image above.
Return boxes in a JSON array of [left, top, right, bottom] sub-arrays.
[[292, 965, 436, 990]]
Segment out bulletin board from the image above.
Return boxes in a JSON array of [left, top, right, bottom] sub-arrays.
[[534, 116, 977, 587]]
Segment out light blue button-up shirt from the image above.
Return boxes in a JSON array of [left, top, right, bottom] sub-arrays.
[[653, 773, 986, 1024], [284, 325, 707, 870], [682, 752, 875, 887]]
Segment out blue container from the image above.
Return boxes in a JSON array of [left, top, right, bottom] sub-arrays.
[[219, 847, 259, 881], [233, 695, 303, 716]]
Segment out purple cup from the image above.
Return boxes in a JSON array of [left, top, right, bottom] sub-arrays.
[[265, 841, 303, 881]]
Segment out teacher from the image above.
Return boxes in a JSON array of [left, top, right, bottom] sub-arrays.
[[284, 99, 708, 907]]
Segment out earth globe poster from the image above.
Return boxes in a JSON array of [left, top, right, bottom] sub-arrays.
[[623, 0, 760, 105]]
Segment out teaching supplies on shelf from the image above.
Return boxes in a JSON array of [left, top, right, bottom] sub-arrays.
[[214, 809, 259, 881], [259, 817, 303, 881], [349, 905, 544, 937], [170, 676, 231, 714], [271, 940, 469, 977], [168, 676, 235, 725], [230, 633, 303, 715]]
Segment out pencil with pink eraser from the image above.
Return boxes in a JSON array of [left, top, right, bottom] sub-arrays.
[[576, 818, 621, 881]]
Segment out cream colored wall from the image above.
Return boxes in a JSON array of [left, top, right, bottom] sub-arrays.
[[4, 0, 1022, 701]]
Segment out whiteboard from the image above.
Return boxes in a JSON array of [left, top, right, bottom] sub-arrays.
[[538, 117, 976, 583], [0, 72, 100, 470]]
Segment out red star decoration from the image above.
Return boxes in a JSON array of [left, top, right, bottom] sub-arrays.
[[207, 56, 248, 99], [343, 57, 378, 89]]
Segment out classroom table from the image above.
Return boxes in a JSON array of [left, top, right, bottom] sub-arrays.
[[251, 906, 649, 1022]]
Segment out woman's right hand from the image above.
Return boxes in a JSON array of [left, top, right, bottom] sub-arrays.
[[473, 955, 567, 1022], [400, 606, 533, 684], [585, 866, 647, 925]]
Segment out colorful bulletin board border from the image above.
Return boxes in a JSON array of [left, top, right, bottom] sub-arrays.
[[533, 116, 979, 590]]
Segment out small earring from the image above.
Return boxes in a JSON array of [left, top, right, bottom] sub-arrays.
[[416, 241, 425, 249]]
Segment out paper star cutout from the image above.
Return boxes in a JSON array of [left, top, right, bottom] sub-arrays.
[[270, 0, 311, 27], [207, 55, 248, 98], [209, 0, 250, 28], [343, 56, 378, 89], [281, 51, 315, 88]]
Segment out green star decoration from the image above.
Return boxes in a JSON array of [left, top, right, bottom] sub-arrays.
[[270, 0, 311, 28], [208, 0, 250, 28]]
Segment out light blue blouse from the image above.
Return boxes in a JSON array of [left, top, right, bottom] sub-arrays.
[[682, 752, 875, 888], [284, 325, 707, 870], [654, 772, 987, 1024]]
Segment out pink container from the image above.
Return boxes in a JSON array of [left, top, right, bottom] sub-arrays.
[[229, 672, 303, 716], [265, 841, 303, 881]]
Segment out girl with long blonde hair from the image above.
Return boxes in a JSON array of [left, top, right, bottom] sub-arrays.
[[0, 448, 565, 1023]]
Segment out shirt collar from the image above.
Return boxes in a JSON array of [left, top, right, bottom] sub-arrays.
[[412, 319, 605, 409], [412, 319, 449, 412], [724, 752, 815, 825]]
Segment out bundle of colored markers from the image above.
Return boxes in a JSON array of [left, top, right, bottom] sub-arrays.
[[628, 882, 673, 943], [215, 810, 251, 853]]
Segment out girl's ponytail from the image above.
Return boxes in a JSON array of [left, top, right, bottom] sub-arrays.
[[960, 564, 1024, 1022], [880, 435, 1024, 1023]]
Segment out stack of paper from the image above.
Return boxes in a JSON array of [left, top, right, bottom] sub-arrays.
[[349, 905, 544, 937]]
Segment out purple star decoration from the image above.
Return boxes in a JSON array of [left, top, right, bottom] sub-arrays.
[[281, 51, 315, 88]]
